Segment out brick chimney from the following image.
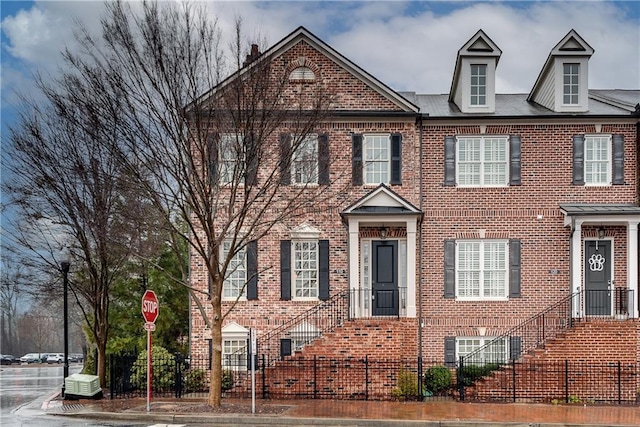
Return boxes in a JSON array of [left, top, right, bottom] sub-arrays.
[[243, 44, 261, 66]]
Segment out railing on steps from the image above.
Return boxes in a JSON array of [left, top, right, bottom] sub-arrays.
[[457, 288, 636, 400], [255, 290, 349, 365]]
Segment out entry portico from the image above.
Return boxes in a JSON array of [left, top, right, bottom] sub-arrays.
[[561, 204, 640, 319], [341, 185, 422, 319]]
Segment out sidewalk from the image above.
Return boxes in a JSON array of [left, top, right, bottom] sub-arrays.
[[41, 394, 640, 427]]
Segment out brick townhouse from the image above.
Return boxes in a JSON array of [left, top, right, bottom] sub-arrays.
[[189, 27, 639, 380]]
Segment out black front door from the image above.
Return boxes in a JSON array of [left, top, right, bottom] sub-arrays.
[[372, 240, 398, 316], [584, 240, 612, 316]]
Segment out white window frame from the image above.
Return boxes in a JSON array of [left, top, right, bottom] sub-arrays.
[[456, 336, 508, 364], [220, 133, 244, 185], [222, 338, 247, 371], [289, 66, 315, 81], [584, 134, 612, 186], [470, 64, 487, 106], [456, 136, 509, 187], [562, 63, 580, 105], [456, 240, 509, 301], [221, 241, 247, 301], [291, 134, 319, 185], [363, 134, 391, 185], [292, 240, 319, 300]]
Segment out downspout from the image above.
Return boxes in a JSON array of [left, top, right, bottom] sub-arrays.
[[417, 114, 424, 373]]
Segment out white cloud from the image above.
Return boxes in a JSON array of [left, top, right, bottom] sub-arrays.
[[1, 1, 637, 98]]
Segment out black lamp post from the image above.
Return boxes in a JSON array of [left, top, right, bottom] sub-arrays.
[[61, 261, 70, 398]]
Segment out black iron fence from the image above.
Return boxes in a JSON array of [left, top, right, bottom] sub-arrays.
[[458, 358, 639, 404], [108, 352, 640, 404]]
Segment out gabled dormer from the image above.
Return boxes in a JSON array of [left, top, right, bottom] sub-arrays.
[[528, 30, 594, 113], [449, 30, 502, 114]]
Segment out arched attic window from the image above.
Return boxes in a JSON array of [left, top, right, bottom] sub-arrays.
[[289, 66, 315, 81]]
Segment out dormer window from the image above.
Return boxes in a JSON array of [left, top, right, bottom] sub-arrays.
[[470, 64, 487, 106], [563, 63, 579, 105]]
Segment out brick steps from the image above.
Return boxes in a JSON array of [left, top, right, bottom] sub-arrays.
[[469, 319, 639, 402]]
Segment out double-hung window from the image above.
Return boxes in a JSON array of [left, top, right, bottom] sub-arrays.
[[292, 134, 318, 184], [457, 136, 508, 186], [292, 241, 318, 299], [457, 337, 507, 364], [222, 338, 247, 371], [584, 135, 611, 185], [221, 241, 247, 300], [352, 133, 402, 186], [457, 240, 508, 300], [470, 64, 487, 106], [563, 63, 580, 105], [363, 134, 391, 184], [220, 134, 242, 184]]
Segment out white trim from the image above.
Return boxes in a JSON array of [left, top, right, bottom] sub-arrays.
[[627, 221, 639, 318]]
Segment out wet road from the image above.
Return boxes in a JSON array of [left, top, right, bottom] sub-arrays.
[[0, 364, 144, 426]]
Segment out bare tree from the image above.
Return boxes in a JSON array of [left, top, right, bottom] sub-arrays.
[[56, 1, 338, 405], [0, 259, 24, 355], [2, 62, 152, 385]]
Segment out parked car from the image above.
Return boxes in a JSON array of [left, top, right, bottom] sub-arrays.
[[69, 353, 84, 363], [46, 353, 64, 364], [20, 353, 41, 364], [1, 354, 16, 365]]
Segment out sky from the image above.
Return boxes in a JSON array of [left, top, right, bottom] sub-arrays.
[[1, 1, 639, 125]]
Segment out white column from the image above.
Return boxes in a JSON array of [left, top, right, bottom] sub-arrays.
[[571, 220, 583, 318], [628, 220, 639, 318], [406, 218, 417, 318], [348, 219, 361, 318]]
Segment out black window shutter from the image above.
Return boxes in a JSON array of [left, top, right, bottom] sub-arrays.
[[207, 134, 219, 185], [319, 240, 330, 301], [509, 239, 521, 298], [352, 134, 363, 186], [390, 133, 402, 185], [280, 240, 291, 300], [612, 134, 624, 185], [245, 133, 258, 186], [444, 136, 456, 186], [444, 239, 456, 298], [509, 336, 522, 361], [509, 135, 522, 186], [246, 241, 258, 300], [318, 133, 330, 185], [444, 337, 456, 367], [280, 339, 292, 360], [572, 135, 585, 185], [280, 134, 291, 185]]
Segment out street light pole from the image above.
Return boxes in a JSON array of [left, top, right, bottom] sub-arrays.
[[61, 261, 70, 398]]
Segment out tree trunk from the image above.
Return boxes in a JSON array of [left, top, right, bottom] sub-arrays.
[[208, 299, 223, 406], [97, 340, 107, 388]]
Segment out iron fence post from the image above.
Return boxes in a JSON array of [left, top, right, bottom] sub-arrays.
[[417, 356, 423, 401], [261, 354, 267, 399], [109, 354, 114, 400], [313, 355, 318, 399], [564, 360, 569, 403], [458, 357, 465, 401], [365, 356, 369, 401], [512, 358, 516, 402], [617, 360, 621, 404]]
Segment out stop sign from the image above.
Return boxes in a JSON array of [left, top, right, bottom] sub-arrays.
[[141, 290, 159, 324]]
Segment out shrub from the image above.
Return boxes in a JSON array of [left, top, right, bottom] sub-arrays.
[[130, 345, 175, 390], [458, 363, 500, 387], [221, 370, 234, 392], [424, 365, 452, 395], [391, 367, 418, 400], [184, 369, 207, 393]]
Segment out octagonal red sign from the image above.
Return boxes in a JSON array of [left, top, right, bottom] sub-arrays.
[[141, 290, 159, 324]]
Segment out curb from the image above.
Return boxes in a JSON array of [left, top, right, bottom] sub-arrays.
[[55, 411, 640, 427]]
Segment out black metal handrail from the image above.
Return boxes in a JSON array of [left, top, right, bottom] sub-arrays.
[[255, 290, 349, 365], [461, 291, 576, 367]]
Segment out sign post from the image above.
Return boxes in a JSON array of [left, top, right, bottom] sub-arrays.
[[141, 290, 159, 412]]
